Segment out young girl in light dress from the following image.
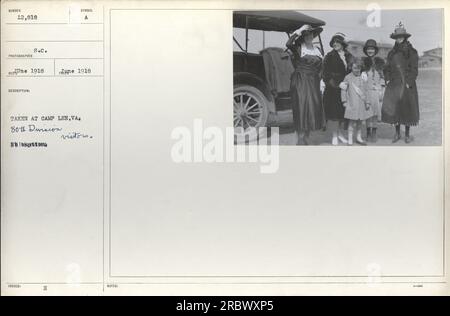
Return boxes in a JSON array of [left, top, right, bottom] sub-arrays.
[[340, 59, 372, 145]]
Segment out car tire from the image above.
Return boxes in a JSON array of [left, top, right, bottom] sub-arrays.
[[233, 85, 269, 143]]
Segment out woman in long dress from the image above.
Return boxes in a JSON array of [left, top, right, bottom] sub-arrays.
[[286, 24, 326, 145], [322, 33, 354, 145]]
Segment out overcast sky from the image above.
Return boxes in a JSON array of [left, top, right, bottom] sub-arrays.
[[233, 9, 442, 56]]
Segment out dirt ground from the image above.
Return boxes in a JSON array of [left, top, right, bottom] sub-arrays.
[[271, 68, 442, 146]]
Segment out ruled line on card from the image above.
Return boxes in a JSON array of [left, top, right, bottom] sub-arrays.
[[6, 22, 104, 25], [7, 58, 104, 60], [5, 40, 103, 43]]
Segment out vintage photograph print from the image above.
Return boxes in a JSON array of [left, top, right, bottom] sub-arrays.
[[233, 9, 443, 146]]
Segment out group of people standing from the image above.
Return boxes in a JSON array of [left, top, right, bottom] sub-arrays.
[[286, 22, 420, 145]]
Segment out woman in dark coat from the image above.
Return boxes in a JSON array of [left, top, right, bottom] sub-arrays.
[[286, 24, 325, 145], [382, 22, 419, 143], [322, 33, 354, 145]]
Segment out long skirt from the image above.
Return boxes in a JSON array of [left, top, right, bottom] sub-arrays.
[[323, 84, 346, 121], [290, 69, 325, 132]]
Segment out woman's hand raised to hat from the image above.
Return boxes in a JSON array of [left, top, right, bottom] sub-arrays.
[[295, 24, 310, 36], [293, 24, 316, 38], [286, 33, 299, 49]]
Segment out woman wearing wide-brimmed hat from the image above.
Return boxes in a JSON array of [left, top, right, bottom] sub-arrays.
[[361, 39, 386, 142], [286, 24, 325, 145], [322, 32, 354, 145], [382, 22, 420, 143]]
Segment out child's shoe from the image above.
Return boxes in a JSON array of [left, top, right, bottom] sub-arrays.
[[338, 131, 348, 144], [356, 130, 367, 146], [347, 131, 353, 146], [332, 135, 338, 146], [372, 128, 378, 142], [366, 127, 372, 142]]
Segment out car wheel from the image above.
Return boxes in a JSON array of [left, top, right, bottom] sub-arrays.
[[233, 85, 269, 142]]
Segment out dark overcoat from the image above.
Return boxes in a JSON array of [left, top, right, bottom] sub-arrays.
[[362, 56, 385, 74], [322, 49, 354, 121], [381, 41, 420, 125]]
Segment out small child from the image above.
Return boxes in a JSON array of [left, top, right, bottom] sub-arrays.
[[340, 59, 372, 145], [361, 39, 386, 142]]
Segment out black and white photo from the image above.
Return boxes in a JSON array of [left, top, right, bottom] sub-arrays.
[[233, 9, 443, 146]]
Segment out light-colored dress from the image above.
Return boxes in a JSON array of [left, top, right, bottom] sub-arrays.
[[341, 73, 372, 121], [365, 69, 385, 120]]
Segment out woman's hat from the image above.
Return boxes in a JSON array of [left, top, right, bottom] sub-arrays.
[[363, 39, 379, 56], [294, 24, 323, 40], [390, 22, 411, 39], [330, 32, 348, 48]]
